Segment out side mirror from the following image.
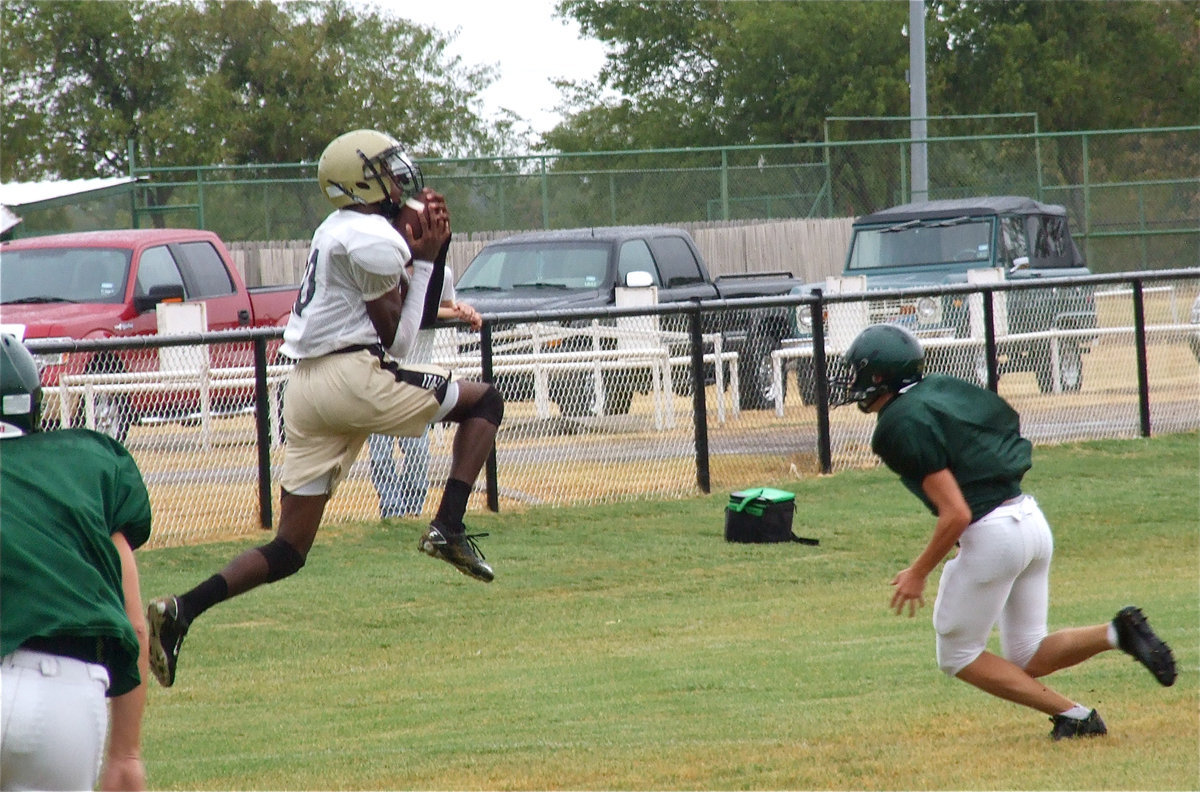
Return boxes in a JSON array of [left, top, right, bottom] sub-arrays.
[[134, 283, 186, 313], [624, 270, 654, 288], [1009, 256, 1030, 273]]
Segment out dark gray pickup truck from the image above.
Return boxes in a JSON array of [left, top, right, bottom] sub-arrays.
[[454, 225, 798, 415]]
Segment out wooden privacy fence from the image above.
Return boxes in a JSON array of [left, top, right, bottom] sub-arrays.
[[228, 217, 855, 287]]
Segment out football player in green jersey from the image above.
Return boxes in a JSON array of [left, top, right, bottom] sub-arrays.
[[0, 334, 152, 789], [832, 323, 1175, 740]]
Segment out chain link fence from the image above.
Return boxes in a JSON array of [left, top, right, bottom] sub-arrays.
[[9, 127, 1196, 275], [26, 270, 1199, 549]]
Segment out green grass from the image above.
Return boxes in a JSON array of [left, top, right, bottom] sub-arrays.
[[139, 433, 1199, 790]]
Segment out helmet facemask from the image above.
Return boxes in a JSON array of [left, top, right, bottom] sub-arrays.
[[829, 357, 889, 412], [360, 145, 424, 221], [828, 323, 926, 413]]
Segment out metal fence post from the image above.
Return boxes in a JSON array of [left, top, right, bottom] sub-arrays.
[[689, 305, 711, 493], [1132, 279, 1152, 437], [252, 336, 273, 528], [810, 290, 833, 474], [982, 289, 999, 392], [480, 322, 501, 510]]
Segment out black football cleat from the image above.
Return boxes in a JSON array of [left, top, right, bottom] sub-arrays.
[[1050, 709, 1107, 740], [146, 595, 189, 688], [1113, 606, 1176, 686], [418, 523, 494, 582]]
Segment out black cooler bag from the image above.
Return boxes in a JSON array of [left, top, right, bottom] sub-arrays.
[[724, 488, 818, 545]]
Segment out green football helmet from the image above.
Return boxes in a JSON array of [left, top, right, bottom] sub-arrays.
[[0, 334, 42, 436], [830, 323, 925, 412], [317, 129, 423, 212]]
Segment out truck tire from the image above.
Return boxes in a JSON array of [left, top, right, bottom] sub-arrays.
[[549, 371, 634, 417], [740, 329, 785, 411], [795, 360, 818, 405], [1035, 341, 1083, 394], [75, 357, 133, 443], [941, 347, 989, 387]]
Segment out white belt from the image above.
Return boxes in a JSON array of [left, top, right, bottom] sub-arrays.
[[2, 648, 110, 688]]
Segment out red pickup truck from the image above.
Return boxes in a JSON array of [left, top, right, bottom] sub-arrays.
[[0, 228, 297, 440]]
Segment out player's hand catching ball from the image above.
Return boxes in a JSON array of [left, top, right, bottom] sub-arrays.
[[397, 187, 450, 262]]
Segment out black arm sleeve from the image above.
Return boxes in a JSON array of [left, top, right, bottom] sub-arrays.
[[420, 233, 451, 329]]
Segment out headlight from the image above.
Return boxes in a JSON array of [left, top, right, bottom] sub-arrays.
[[915, 297, 938, 321], [31, 337, 73, 368], [796, 306, 813, 329]]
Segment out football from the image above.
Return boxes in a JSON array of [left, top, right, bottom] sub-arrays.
[[396, 196, 429, 241]]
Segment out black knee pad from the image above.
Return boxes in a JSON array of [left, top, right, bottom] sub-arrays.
[[467, 383, 504, 426], [257, 537, 306, 583]]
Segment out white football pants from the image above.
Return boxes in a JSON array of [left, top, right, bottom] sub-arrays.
[[1, 649, 110, 791], [932, 494, 1054, 676]]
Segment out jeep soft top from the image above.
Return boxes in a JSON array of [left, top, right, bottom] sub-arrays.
[[855, 195, 1068, 224], [851, 195, 1086, 271]]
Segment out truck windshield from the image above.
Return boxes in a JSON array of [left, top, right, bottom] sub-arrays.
[[0, 247, 132, 305], [457, 242, 610, 291], [846, 217, 994, 270]]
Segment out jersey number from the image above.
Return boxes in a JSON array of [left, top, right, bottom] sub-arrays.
[[293, 248, 319, 316]]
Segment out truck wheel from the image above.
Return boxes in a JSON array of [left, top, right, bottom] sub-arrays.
[[549, 371, 590, 417], [948, 348, 989, 387], [605, 376, 635, 415], [549, 371, 633, 417], [1035, 342, 1083, 393], [74, 358, 133, 442], [967, 348, 990, 388], [92, 392, 133, 443], [795, 361, 818, 405], [272, 352, 294, 443], [740, 331, 785, 411]]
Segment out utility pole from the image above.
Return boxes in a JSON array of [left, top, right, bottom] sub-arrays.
[[909, 0, 929, 201]]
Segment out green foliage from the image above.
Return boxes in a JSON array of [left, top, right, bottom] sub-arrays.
[[137, 433, 1198, 789], [0, 0, 516, 181], [929, 1, 1200, 130], [549, 0, 1200, 153]]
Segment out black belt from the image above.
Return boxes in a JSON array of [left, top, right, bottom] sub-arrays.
[[331, 343, 385, 356], [22, 634, 105, 666]]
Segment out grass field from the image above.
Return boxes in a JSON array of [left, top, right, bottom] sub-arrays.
[[138, 433, 1199, 790]]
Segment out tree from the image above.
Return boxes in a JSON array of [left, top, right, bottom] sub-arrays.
[[0, 0, 518, 181], [547, 0, 1199, 154], [546, 1, 911, 153], [926, 1, 1200, 131]]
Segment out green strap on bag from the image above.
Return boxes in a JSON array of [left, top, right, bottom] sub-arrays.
[[728, 487, 796, 517]]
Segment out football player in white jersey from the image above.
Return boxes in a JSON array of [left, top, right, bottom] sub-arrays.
[[145, 130, 504, 688]]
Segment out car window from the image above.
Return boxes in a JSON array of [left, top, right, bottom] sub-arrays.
[[999, 216, 1028, 268], [136, 246, 186, 299], [458, 242, 609, 290], [1029, 215, 1076, 267], [648, 236, 703, 286], [0, 247, 131, 305], [173, 241, 235, 297], [617, 239, 661, 286], [847, 219, 993, 269]]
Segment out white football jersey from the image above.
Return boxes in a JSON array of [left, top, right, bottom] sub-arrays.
[[281, 209, 411, 359]]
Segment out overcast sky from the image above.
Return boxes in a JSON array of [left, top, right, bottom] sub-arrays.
[[376, 0, 609, 137]]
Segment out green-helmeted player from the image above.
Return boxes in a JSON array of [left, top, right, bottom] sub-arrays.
[[0, 334, 152, 789], [831, 323, 1176, 740]]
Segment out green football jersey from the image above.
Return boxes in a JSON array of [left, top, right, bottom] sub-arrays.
[[871, 374, 1032, 522], [1, 429, 152, 696]]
